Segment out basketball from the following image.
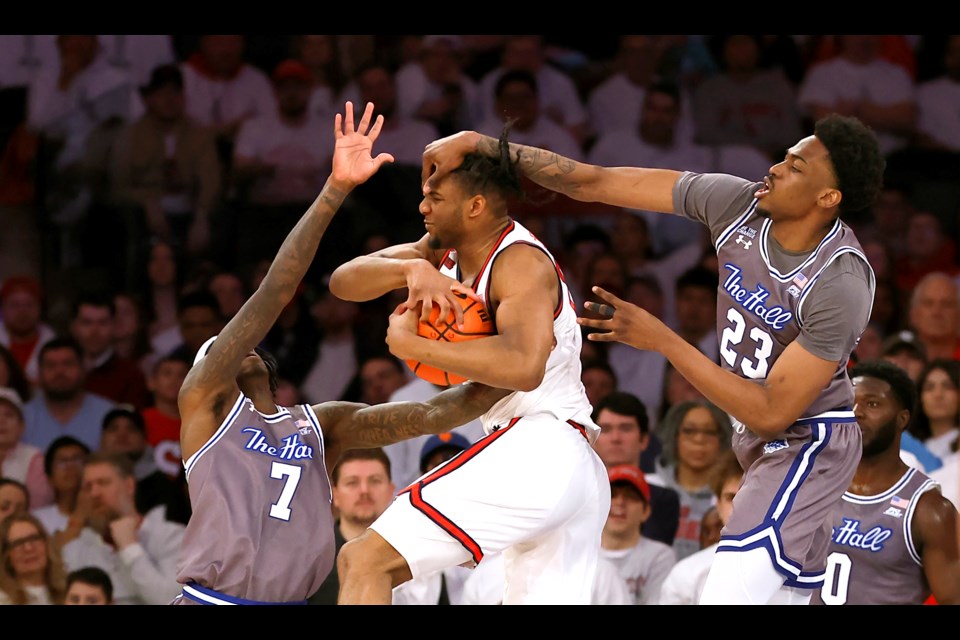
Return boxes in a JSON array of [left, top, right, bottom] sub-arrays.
[[405, 292, 496, 387]]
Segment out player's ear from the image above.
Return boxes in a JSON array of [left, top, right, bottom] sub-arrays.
[[818, 187, 841, 210], [468, 194, 486, 218]]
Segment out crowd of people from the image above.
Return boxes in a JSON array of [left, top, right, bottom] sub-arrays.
[[0, 34, 959, 605]]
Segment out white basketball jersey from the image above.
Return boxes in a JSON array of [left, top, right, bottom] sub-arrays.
[[438, 218, 600, 443]]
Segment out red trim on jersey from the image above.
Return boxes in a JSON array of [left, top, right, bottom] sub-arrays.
[[566, 419, 589, 442], [441, 250, 456, 270], [472, 219, 515, 293]]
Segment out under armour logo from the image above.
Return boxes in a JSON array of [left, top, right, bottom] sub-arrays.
[[735, 235, 752, 250]]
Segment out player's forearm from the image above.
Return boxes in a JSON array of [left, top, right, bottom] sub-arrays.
[[658, 333, 799, 439], [404, 334, 549, 392], [329, 256, 425, 302], [261, 177, 352, 298], [472, 133, 679, 212], [421, 381, 513, 434]]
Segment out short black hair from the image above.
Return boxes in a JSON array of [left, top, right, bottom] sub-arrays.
[[66, 566, 114, 601], [814, 114, 885, 217], [71, 291, 116, 319], [452, 123, 524, 210], [38, 336, 84, 363], [591, 390, 649, 434], [850, 359, 917, 415], [43, 436, 91, 477]]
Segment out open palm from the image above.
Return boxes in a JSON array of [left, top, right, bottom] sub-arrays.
[[332, 101, 395, 187]]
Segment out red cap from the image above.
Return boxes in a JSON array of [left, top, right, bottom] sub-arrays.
[[608, 464, 650, 502], [272, 59, 313, 84], [0, 276, 42, 303]]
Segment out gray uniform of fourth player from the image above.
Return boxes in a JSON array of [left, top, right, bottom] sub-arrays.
[[674, 172, 875, 590]]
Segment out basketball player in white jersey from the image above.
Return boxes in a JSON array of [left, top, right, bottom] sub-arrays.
[[422, 114, 886, 605], [330, 124, 609, 605]]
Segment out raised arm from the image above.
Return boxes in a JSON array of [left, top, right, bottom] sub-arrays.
[[422, 130, 681, 213], [316, 381, 512, 458], [178, 102, 394, 449]]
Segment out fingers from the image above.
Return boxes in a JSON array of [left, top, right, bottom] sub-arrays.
[[448, 295, 466, 328], [583, 300, 615, 318], [421, 160, 436, 192], [367, 113, 384, 142], [357, 101, 374, 135], [334, 112, 343, 139], [343, 101, 355, 133], [419, 301, 434, 324], [373, 152, 396, 169], [451, 282, 483, 303], [591, 285, 627, 307]]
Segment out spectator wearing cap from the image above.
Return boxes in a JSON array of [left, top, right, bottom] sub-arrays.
[[109, 61, 222, 262], [881, 330, 928, 382], [591, 391, 681, 548], [69, 293, 152, 411], [21, 337, 116, 453], [0, 387, 52, 508], [0, 276, 56, 387], [601, 464, 677, 605], [98, 405, 191, 525], [308, 448, 395, 605], [232, 58, 336, 268], [395, 35, 481, 136]]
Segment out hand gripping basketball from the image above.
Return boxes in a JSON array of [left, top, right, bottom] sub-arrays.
[[405, 291, 496, 386]]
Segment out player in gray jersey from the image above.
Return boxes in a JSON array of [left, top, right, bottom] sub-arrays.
[[812, 360, 960, 605], [423, 113, 885, 605], [172, 102, 510, 605]]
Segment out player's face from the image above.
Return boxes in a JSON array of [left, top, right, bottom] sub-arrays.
[[237, 352, 271, 396], [755, 136, 837, 221], [419, 176, 469, 250], [594, 409, 647, 467], [852, 376, 901, 458]]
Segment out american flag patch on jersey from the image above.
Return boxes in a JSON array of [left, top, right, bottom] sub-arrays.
[[792, 273, 808, 290], [890, 496, 910, 509]]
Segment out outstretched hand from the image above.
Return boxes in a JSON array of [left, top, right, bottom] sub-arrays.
[[577, 286, 673, 352], [421, 130, 480, 194], [332, 101, 395, 187]]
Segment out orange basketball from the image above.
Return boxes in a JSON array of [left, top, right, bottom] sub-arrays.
[[405, 291, 496, 387]]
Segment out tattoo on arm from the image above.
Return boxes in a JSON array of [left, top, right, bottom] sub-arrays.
[[476, 135, 581, 198], [333, 383, 511, 448]]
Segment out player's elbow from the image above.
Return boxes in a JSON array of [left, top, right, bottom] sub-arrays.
[[327, 267, 354, 300], [512, 363, 546, 392]]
